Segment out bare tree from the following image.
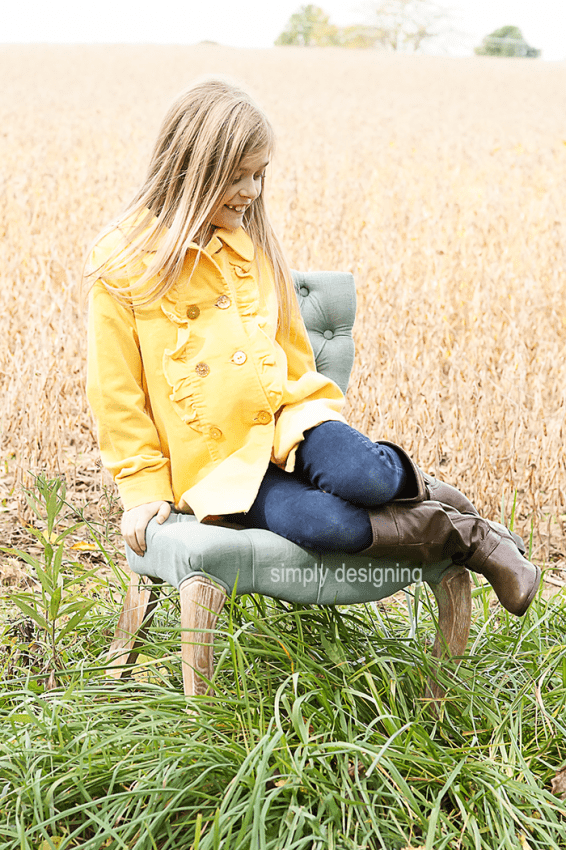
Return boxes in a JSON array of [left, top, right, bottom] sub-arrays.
[[361, 0, 452, 52]]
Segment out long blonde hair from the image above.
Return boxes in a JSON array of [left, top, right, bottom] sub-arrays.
[[85, 77, 295, 332]]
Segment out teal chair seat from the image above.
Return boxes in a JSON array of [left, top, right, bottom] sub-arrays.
[[127, 513, 451, 606], [107, 271, 471, 699]]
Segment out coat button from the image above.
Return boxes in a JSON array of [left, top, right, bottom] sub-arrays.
[[232, 350, 247, 365], [256, 410, 272, 424], [186, 305, 200, 319], [209, 426, 223, 440], [215, 295, 231, 309], [195, 362, 210, 377]]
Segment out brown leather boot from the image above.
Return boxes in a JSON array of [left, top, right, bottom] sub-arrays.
[[422, 471, 527, 556], [379, 440, 481, 512], [377, 441, 526, 554], [360, 500, 540, 616]]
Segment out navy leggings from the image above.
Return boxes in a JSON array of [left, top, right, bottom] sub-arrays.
[[225, 421, 407, 553]]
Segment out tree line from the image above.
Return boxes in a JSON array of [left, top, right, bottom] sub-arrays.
[[276, 3, 541, 57]]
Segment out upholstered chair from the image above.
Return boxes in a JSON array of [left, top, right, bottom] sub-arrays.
[[107, 271, 471, 700]]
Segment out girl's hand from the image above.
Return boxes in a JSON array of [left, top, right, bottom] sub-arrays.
[[121, 501, 171, 557]]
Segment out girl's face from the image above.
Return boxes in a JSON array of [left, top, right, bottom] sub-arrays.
[[209, 146, 270, 231]]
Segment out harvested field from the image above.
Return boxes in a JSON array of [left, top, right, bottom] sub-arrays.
[[0, 44, 565, 569]]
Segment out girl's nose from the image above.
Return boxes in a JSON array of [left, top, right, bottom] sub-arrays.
[[239, 176, 260, 200]]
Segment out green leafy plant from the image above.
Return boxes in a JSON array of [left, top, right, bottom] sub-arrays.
[[1, 474, 100, 678]]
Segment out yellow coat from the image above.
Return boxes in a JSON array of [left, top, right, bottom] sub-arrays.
[[87, 225, 346, 521]]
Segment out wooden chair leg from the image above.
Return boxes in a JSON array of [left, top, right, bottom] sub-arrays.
[[426, 565, 472, 701], [179, 575, 227, 698], [106, 573, 162, 679]]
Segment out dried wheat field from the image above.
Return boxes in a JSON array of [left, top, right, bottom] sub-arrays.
[[1, 44, 565, 568]]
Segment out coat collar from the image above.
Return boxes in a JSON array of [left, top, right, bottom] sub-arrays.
[[122, 209, 255, 263], [205, 227, 255, 263]]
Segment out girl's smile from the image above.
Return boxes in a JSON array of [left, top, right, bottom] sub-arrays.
[[210, 147, 270, 231]]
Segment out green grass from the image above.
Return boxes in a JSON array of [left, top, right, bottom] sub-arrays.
[[1, 585, 565, 850], [1, 477, 565, 849]]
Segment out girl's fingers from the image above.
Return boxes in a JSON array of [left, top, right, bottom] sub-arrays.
[[135, 519, 148, 555], [121, 501, 170, 556], [127, 523, 145, 557], [156, 502, 171, 524], [125, 531, 140, 556]]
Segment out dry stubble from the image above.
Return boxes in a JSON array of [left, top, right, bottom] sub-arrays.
[[0, 45, 565, 567]]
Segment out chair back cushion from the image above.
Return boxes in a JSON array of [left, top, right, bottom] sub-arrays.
[[292, 270, 356, 396]]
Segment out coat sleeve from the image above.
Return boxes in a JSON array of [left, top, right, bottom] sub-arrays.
[[87, 281, 174, 510]]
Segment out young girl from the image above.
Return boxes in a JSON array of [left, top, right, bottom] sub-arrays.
[[86, 77, 540, 617]]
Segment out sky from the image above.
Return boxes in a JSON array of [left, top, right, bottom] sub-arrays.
[[1, 0, 565, 60]]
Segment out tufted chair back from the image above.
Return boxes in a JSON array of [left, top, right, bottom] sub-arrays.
[[292, 270, 356, 395]]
